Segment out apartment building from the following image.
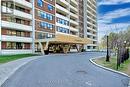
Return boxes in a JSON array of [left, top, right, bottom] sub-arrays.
[[84, 0, 98, 51], [0, 0, 97, 54], [0, 0, 34, 54]]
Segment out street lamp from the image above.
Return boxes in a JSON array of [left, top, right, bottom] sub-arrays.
[[106, 35, 110, 62], [124, 41, 127, 48]]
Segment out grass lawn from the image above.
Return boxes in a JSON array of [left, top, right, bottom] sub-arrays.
[[0, 54, 38, 64], [94, 56, 130, 76]]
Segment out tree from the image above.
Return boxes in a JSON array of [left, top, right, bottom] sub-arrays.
[[100, 26, 130, 50]]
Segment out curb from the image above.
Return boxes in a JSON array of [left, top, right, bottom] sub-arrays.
[[90, 56, 130, 87], [0, 56, 42, 87], [89, 57, 130, 78]]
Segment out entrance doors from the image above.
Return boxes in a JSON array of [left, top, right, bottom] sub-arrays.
[[16, 42, 22, 49]]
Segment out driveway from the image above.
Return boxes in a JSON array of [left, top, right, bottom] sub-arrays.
[[1, 52, 129, 87]]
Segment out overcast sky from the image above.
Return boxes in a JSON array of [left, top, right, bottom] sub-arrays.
[[97, 0, 130, 42]]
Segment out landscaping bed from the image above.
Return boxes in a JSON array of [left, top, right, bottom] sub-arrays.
[[94, 56, 130, 76]]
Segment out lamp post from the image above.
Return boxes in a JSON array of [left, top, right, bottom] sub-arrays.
[[124, 41, 127, 48], [124, 41, 127, 61], [106, 35, 110, 62]]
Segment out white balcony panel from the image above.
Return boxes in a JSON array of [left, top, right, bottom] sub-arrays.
[[87, 15, 96, 22], [87, 5, 96, 13], [8, 0, 32, 8], [70, 5, 78, 12], [2, 35, 32, 43], [14, 9, 32, 20], [56, 22, 69, 29], [70, 27, 78, 32], [87, 27, 97, 32], [1, 50, 33, 55], [56, 13, 69, 21], [56, 32, 78, 37], [87, 21, 97, 28], [70, 0, 78, 5], [56, 4, 69, 14], [70, 12, 78, 19], [70, 20, 78, 25], [88, 0, 96, 9], [1, 21, 32, 32], [57, 0, 69, 6], [2, 6, 32, 20], [87, 32, 96, 36]]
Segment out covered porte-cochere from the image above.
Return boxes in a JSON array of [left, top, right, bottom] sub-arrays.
[[35, 34, 92, 55]]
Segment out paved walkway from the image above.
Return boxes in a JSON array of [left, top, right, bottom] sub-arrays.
[[0, 56, 42, 86]]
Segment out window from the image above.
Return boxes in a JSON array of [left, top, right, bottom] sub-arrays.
[[41, 12, 47, 19], [47, 14, 50, 20], [37, 0, 43, 7], [57, 26, 69, 34], [16, 31, 21, 36], [11, 30, 16, 36], [48, 4, 53, 11], [6, 42, 16, 49], [47, 23, 50, 29], [57, 18, 69, 26], [7, 42, 12, 49], [49, 15, 53, 20], [40, 22, 47, 28], [50, 24, 53, 29], [40, 22, 53, 29], [38, 10, 53, 20]]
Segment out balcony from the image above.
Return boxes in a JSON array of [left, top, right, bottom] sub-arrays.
[[70, 27, 79, 32], [70, 0, 78, 6], [70, 5, 78, 12], [70, 12, 78, 19], [1, 21, 32, 32], [56, 0, 69, 6], [56, 4, 69, 15], [1, 35, 32, 43], [14, 9, 32, 20], [87, 26, 97, 32], [87, 32, 97, 37], [56, 22, 69, 29], [8, 0, 32, 9], [56, 13, 69, 21], [1, 6, 32, 20], [70, 19, 78, 25]]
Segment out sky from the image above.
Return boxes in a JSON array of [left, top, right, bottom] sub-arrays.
[[97, 0, 130, 42]]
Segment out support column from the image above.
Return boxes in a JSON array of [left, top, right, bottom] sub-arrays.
[[44, 41, 49, 50], [38, 42, 44, 55], [63, 44, 70, 54], [32, 0, 35, 54], [76, 44, 81, 52]]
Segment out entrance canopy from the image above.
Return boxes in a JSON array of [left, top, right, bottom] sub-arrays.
[[53, 34, 92, 44], [35, 34, 92, 44]]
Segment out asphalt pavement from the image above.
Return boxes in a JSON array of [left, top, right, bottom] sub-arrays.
[[1, 52, 129, 87]]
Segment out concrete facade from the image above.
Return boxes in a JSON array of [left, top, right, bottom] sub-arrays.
[[84, 0, 98, 51]]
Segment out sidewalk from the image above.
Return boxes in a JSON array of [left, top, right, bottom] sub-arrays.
[[0, 56, 42, 86]]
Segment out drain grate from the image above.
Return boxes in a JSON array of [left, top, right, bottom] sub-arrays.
[[76, 70, 87, 74]]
